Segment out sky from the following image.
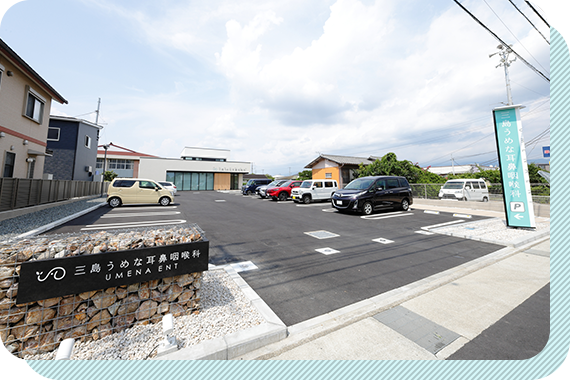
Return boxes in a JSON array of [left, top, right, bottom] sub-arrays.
[[0, 0, 561, 176]]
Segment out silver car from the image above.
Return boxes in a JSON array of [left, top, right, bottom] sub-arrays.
[[158, 181, 177, 196], [257, 180, 287, 198]]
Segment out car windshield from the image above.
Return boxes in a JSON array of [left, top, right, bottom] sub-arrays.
[[344, 178, 374, 190], [443, 182, 464, 189], [300, 181, 312, 188]]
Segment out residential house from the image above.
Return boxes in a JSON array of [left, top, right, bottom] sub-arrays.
[[304, 154, 375, 188], [0, 38, 67, 179], [43, 116, 103, 180]]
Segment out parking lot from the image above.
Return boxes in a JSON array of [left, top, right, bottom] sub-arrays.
[[46, 191, 502, 326]]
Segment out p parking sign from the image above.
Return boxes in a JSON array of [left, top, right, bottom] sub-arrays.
[[492, 105, 536, 228]]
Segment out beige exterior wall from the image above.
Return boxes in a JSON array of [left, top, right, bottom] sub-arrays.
[[0, 56, 53, 179], [214, 173, 231, 190], [312, 167, 340, 184]]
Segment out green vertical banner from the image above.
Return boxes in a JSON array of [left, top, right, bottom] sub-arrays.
[[493, 105, 536, 228]]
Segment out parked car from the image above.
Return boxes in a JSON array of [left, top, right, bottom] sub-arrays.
[[266, 180, 303, 201], [438, 179, 489, 202], [242, 178, 272, 195], [331, 176, 413, 215], [158, 181, 177, 196], [257, 180, 287, 198], [292, 179, 339, 204], [107, 178, 174, 208]]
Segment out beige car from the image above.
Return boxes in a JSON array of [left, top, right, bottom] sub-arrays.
[[107, 178, 173, 208]]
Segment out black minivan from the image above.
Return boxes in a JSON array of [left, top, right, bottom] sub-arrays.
[[331, 176, 413, 215], [242, 178, 272, 195]]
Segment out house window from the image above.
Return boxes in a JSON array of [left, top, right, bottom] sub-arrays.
[[325, 172, 332, 179], [85, 135, 91, 149], [24, 86, 46, 123], [0, 63, 4, 92], [47, 127, 60, 141], [3, 152, 15, 178]]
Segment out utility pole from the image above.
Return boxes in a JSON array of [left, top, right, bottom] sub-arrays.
[[95, 98, 101, 125], [489, 44, 516, 105]]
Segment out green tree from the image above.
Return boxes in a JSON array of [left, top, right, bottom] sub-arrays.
[[355, 152, 424, 183], [297, 170, 312, 181], [103, 170, 118, 182]]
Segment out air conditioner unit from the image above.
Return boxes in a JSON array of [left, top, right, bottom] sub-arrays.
[[85, 166, 92, 172]]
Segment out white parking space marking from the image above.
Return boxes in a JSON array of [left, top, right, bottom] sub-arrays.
[[296, 203, 332, 207], [101, 211, 181, 218], [230, 261, 258, 273], [215, 200, 226, 202], [415, 230, 435, 235], [81, 219, 187, 231], [453, 213, 472, 218], [372, 237, 395, 244], [110, 206, 178, 211], [315, 248, 340, 255], [305, 231, 340, 239], [421, 220, 465, 231], [321, 208, 338, 213], [360, 213, 414, 220], [423, 210, 440, 215]]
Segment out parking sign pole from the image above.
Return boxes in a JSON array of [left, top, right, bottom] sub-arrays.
[[492, 105, 536, 228]]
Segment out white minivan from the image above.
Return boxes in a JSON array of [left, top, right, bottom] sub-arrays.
[[292, 179, 339, 204], [438, 179, 489, 202]]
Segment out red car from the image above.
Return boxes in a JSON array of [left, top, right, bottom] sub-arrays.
[[266, 180, 303, 201]]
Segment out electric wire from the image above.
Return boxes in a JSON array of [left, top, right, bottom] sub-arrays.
[[483, 0, 548, 74], [452, 0, 549, 82], [524, 0, 549, 28], [507, 0, 549, 44]]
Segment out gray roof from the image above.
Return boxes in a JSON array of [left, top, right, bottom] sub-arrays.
[[305, 154, 375, 168]]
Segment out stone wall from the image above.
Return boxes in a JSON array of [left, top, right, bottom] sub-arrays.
[[0, 225, 205, 358]]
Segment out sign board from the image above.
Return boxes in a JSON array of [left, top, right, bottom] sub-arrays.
[[492, 105, 536, 228], [17, 240, 209, 304], [543, 146, 550, 158]]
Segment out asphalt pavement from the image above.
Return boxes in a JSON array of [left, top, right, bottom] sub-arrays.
[[40, 191, 550, 360]]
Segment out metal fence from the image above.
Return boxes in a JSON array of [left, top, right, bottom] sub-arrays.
[[0, 178, 108, 212], [411, 183, 550, 204]]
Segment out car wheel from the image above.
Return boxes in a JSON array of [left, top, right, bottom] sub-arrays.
[[159, 196, 171, 206], [361, 201, 373, 215], [278, 192, 288, 202], [400, 198, 410, 211], [246, 190, 253, 195], [302, 195, 311, 204], [108, 197, 121, 208], [483, 196, 489, 202]]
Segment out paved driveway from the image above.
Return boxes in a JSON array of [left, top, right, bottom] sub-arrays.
[[46, 191, 503, 326]]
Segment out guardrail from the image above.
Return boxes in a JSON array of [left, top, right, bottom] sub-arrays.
[[411, 183, 550, 204], [0, 178, 109, 212]]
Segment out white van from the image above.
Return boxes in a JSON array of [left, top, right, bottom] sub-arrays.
[[292, 179, 339, 204], [438, 179, 489, 202]]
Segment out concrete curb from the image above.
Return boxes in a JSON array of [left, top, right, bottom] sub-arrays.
[[236, 235, 549, 360], [14, 202, 107, 239], [155, 266, 287, 360]]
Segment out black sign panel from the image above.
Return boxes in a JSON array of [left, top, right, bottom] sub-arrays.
[[17, 240, 209, 304]]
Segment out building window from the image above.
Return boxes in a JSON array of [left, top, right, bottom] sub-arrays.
[[27, 159, 35, 179], [96, 158, 104, 169], [47, 127, 60, 141], [108, 159, 133, 170], [325, 172, 332, 179], [3, 152, 15, 178], [0, 63, 4, 92], [85, 135, 91, 149], [24, 87, 46, 123]]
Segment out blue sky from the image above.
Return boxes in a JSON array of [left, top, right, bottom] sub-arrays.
[[0, 0, 562, 176]]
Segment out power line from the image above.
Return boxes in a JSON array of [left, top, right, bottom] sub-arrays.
[[452, 0, 549, 82], [506, 0, 549, 45], [524, 0, 549, 28]]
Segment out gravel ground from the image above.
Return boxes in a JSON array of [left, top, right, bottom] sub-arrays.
[[24, 269, 265, 360], [0, 197, 106, 241]]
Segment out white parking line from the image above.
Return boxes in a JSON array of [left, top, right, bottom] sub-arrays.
[[423, 210, 440, 215], [421, 220, 465, 231], [215, 200, 226, 202], [296, 203, 331, 207], [81, 219, 187, 231], [315, 247, 340, 255], [415, 230, 435, 235], [453, 213, 473, 218], [101, 211, 181, 218], [372, 237, 395, 244], [361, 213, 414, 220], [110, 206, 178, 211]]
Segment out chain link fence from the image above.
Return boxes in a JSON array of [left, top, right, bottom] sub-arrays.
[[411, 183, 550, 204]]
